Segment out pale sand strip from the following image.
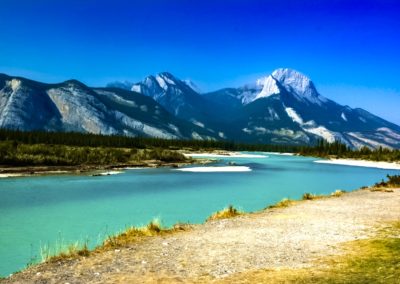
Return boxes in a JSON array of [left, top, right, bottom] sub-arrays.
[[184, 153, 267, 158], [175, 166, 251, 172], [263, 152, 295, 156], [98, 171, 124, 176], [0, 173, 23, 178], [315, 159, 400, 170]]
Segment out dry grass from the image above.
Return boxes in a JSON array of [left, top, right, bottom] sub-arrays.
[[102, 219, 164, 249], [206, 205, 243, 222], [40, 242, 90, 263], [39, 219, 192, 264], [267, 198, 296, 209], [302, 192, 323, 200], [101, 219, 192, 250], [370, 187, 395, 193], [330, 189, 346, 197]]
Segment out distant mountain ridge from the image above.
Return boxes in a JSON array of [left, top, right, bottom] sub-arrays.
[[2, 69, 400, 149], [0, 73, 217, 140]]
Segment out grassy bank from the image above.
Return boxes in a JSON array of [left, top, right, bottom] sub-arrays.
[[219, 221, 400, 284]]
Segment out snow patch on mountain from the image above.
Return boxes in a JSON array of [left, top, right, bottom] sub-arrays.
[[341, 112, 348, 122], [155, 75, 168, 90], [168, 123, 181, 135], [159, 74, 176, 85], [347, 132, 391, 149], [191, 132, 203, 140], [304, 126, 337, 143], [285, 107, 304, 124], [191, 120, 205, 128], [95, 89, 138, 107], [255, 75, 280, 100], [377, 127, 400, 139], [10, 79, 21, 92], [131, 85, 141, 93], [284, 106, 340, 143]]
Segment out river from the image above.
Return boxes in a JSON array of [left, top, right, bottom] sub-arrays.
[[0, 153, 398, 276]]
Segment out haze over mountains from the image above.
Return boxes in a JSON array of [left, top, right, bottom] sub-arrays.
[[1, 69, 400, 149]]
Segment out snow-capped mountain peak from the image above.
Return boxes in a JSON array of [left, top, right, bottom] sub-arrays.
[[225, 68, 328, 106], [272, 68, 311, 92], [156, 72, 178, 88], [271, 68, 328, 106]]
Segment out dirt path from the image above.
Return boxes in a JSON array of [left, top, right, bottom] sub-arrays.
[[3, 189, 400, 283]]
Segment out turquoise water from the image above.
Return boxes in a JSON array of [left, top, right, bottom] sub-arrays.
[[0, 153, 399, 276]]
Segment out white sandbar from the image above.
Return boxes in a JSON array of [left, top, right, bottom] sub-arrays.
[[184, 153, 267, 158], [314, 159, 400, 170], [175, 166, 252, 172], [98, 171, 124, 176], [0, 173, 23, 178], [264, 152, 295, 156]]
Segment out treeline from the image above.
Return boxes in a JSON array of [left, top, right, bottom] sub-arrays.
[[0, 129, 301, 153], [1, 129, 399, 164], [300, 140, 400, 162], [0, 141, 187, 166]]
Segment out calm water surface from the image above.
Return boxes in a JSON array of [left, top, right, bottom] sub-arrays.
[[0, 153, 399, 276]]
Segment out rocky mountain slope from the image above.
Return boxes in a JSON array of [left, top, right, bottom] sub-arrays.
[[202, 69, 400, 148], [0, 74, 217, 140], [2, 69, 400, 149]]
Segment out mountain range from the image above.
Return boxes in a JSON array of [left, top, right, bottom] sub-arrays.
[[1, 69, 400, 149]]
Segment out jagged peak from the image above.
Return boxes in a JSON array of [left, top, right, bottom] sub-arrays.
[[270, 68, 328, 105], [157, 72, 176, 80], [271, 68, 312, 92], [272, 68, 309, 79]]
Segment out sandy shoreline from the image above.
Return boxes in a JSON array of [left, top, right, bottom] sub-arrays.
[[315, 158, 400, 170]]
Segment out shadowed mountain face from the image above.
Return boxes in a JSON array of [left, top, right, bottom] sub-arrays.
[[2, 69, 400, 148]]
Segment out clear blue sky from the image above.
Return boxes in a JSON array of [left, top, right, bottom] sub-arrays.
[[1, 0, 399, 124]]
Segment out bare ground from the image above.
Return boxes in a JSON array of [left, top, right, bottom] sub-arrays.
[[3, 188, 400, 284]]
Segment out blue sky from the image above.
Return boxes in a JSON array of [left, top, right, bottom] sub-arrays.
[[1, 0, 399, 124]]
